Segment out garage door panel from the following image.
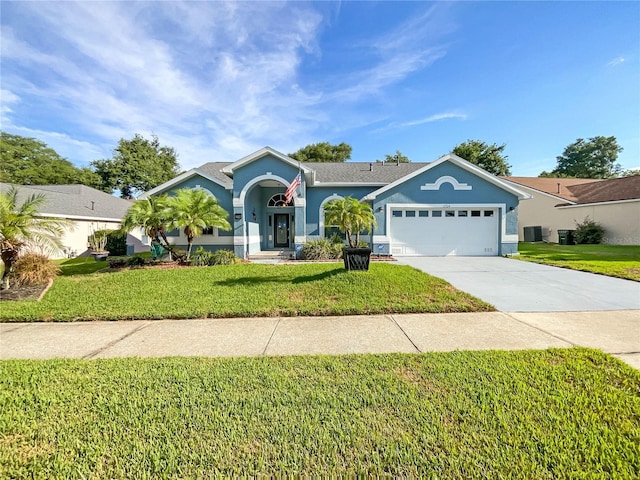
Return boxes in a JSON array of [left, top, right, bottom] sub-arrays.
[[390, 208, 498, 256]]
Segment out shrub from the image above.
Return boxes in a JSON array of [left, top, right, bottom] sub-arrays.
[[211, 249, 238, 265], [301, 238, 343, 260], [190, 247, 215, 266], [574, 217, 605, 244], [126, 255, 147, 267], [108, 257, 127, 269], [105, 230, 127, 256], [10, 253, 60, 286]]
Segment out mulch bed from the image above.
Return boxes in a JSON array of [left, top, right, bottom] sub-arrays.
[[0, 283, 50, 302]]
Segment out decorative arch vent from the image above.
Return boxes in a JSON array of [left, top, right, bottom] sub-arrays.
[[267, 193, 292, 207]]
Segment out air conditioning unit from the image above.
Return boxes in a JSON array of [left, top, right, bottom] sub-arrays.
[[523, 226, 542, 242]]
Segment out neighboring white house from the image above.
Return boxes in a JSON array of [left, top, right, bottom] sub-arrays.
[[0, 183, 147, 259], [503, 176, 640, 245]]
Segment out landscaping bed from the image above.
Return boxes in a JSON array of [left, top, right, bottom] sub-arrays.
[[0, 263, 493, 322], [1, 348, 638, 478], [516, 243, 640, 281]]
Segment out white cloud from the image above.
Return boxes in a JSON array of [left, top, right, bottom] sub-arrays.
[[1, 1, 456, 169], [608, 56, 625, 66]]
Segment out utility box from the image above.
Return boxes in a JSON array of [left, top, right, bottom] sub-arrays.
[[523, 226, 542, 242]]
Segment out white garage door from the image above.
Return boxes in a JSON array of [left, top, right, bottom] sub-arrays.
[[390, 207, 499, 256]]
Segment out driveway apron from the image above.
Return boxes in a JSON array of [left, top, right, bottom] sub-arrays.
[[397, 256, 640, 312]]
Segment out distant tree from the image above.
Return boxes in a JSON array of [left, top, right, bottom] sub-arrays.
[[289, 142, 352, 163], [542, 136, 623, 179], [92, 134, 181, 199], [377, 150, 410, 164], [620, 169, 640, 177], [0, 185, 70, 290], [452, 140, 511, 176], [167, 189, 232, 260], [0, 132, 103, 188]]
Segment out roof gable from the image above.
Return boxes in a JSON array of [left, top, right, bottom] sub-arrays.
[[220, 146, 313, 175], [140, 164, 233, 198], [364, 154, 530, 201]]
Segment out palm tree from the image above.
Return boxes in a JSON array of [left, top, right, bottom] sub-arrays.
[[0, 185, 70, 290], [167, 188, 231, 260], [323, 196, 377, 248], [121, 195, 172, 258]]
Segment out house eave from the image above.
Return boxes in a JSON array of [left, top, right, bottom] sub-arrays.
[[140, 169, 230, 198], [556, 198, 640, 209], [220, 146, 314, 175]]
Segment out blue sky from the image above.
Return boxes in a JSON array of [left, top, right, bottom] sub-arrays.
[[1, 1, 638, 176]]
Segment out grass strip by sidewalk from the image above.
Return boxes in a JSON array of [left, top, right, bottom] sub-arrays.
[[517, 243, 640, 281], [0, 263, 493, 322], [1, 348, 638, 478]]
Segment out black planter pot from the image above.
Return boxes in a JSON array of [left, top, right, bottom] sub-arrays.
[[343, 247, 372, 271]]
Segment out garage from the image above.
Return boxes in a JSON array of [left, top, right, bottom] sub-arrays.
[[389, 207, 499, 256]]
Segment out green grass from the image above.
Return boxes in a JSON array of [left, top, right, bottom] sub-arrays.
[[1, 349, 638, 478], [0, 263, 493, 322], [517, 243, 640, 281], [56, 257, 108, 276]]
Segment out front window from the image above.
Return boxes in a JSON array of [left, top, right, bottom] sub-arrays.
[[268, 193, 292, 207]]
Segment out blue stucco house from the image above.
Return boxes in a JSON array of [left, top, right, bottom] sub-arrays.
[[140, 146, 529, 258]]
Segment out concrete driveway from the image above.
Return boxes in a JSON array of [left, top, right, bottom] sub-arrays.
[[397, 256, 640, 312]]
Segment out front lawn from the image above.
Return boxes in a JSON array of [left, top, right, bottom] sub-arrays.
[[517, 243, 640, 281], [0, 263, 493, 322], [1, 349, 638, 478]]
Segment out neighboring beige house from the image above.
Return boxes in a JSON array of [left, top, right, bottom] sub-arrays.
[[503, 176, 640, 245], [0, 183, 147, 259]]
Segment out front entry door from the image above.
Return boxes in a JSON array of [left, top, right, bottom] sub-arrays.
[[274, 214, 289, 248]]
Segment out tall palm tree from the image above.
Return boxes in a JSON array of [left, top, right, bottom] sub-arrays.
[[167, 188, 231, 260], [323, 196, 376, 248], [0, 185, 69, 290]]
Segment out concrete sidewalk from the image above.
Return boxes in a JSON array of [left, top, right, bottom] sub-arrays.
[[2, 310, 639, 369]]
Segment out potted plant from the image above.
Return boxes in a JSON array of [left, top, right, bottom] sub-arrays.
[[88, 229, 111, 261], [323, 196, 377, 271]]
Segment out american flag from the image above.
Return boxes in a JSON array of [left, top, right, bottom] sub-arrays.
[[284, 172, 301, 204]]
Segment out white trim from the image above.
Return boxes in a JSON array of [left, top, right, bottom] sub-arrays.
[[363, 154, 531, 201], [221, 146, 313, 175], [294, 236, 307, 243], [168, 236, 234, 246], [238, 174, 304, 206], [420, 175, 472, 191], [373, 235, 390, 243], [140, 169, 230, 198], [233, 236, 245, 246], [318, 194, 345, 238], [556, 198, 640, 208], [36, 213, 123, 222]]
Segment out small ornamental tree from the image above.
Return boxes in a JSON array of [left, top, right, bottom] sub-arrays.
[[323, 197, 377, 248]]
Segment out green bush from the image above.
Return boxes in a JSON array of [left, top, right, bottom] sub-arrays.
[[105, 230, 127, 256], [190, 247, 237, 266], [210, 249, 238, 265], [108, 257, 127, 269], [301, 238, 343, 260], [574, 217, 605, 244], [190, 247, 215, 266], [10, 253, 60, 286], [126, 255, 147, 267]]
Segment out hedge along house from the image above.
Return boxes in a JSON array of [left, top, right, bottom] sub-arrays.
[[139, 147, 530, 258]]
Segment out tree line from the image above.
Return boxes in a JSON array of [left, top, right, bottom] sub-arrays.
[[1, 132, 634, 201]]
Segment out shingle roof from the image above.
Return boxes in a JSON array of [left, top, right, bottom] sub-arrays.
[[567, 175, 640, 204], [0, 183, 133, 220], [503, 177, 603, 202], [503, 176, 640, 204], [197, 162, 234, 187], [306, 162, 428, 184]]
